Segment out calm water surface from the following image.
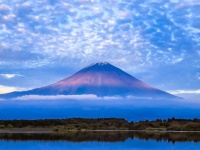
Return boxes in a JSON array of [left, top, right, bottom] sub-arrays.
[[0, 131, 200, 150]]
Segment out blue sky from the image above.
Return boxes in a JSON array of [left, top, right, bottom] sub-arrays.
[[0, 0, 199, 100]]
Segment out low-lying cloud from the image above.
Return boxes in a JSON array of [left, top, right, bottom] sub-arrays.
[[168, 89, 200, 94], [12, 94, 132, 101], [12, 94, 164, 101], [12, 94, 152, 101], [168, 89, 200, 101], [13, 94, 101, 100]]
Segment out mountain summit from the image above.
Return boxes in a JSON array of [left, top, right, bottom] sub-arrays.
[[0, 62, 178, 99]]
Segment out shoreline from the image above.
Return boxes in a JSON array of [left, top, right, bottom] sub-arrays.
[[1, 128, 200, 134], [1, 117, 200, 132]]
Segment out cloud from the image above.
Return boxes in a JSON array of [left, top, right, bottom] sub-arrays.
[[12, 94, 152, 101], [13, 94, 101, 100], [1, 0, 198, 69], [12, 94, 165, 101], [0, 74, 22, 79], [103, 96, 123, 100], [168, 89, 200, 101], [0, 4, 11, 14], [13, 94, 139, 101], [0, 0, 199, 94], [168, 89, 200, 94], [0, 85, 24, 94]]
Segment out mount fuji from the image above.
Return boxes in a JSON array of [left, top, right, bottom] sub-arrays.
[[0, 62, 178, 100]]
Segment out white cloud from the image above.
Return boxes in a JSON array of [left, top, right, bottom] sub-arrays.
[[13, 94, 101, 100], [0, 4, 10, 12], [168, 89, 200, 94], [0, 85, 24, 94], [167, 90, 200, 101], [103, 96, 123, 100], [0, 74, 22, 79], [0, 0, 164, 68], [171, 57, 184, 64], [14, 94, 149, 101], [12, 94, 157, 101]]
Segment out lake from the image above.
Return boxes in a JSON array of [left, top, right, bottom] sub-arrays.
[[0, 131, 200, 149], [1, 100, 200, 121]]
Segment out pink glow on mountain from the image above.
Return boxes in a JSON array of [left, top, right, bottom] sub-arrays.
[[0, 62, 178, 99], [49, 62, 153, 90]]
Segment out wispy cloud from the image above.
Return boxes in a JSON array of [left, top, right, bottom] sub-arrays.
[[0, 74, 22, 79]]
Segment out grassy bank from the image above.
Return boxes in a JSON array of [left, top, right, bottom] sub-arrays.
[[0, 117, 200, 132]]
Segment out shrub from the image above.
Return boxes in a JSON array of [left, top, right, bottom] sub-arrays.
[[7, 124, 13, 128], [0, 125, 5, 128], [52, 127, 59, 132]]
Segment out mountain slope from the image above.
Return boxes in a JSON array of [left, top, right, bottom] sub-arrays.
[[0, 62, 178, 99]]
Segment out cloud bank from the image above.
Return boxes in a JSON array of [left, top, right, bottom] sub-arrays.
[[12, 94, 157, 101], [12, 94, 124, 101], [0, 0, 199, 69]]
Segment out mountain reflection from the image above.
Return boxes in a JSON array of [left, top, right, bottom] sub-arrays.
[[1, 131, 200, 143]]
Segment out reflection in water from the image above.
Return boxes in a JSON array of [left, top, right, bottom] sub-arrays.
[[0, 131, 200, 143]]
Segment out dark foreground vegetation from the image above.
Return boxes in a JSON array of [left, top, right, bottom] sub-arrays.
[[0, 117, 200, 131]]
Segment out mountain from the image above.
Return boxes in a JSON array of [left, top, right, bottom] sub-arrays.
[[0, 62, 178, 99]]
